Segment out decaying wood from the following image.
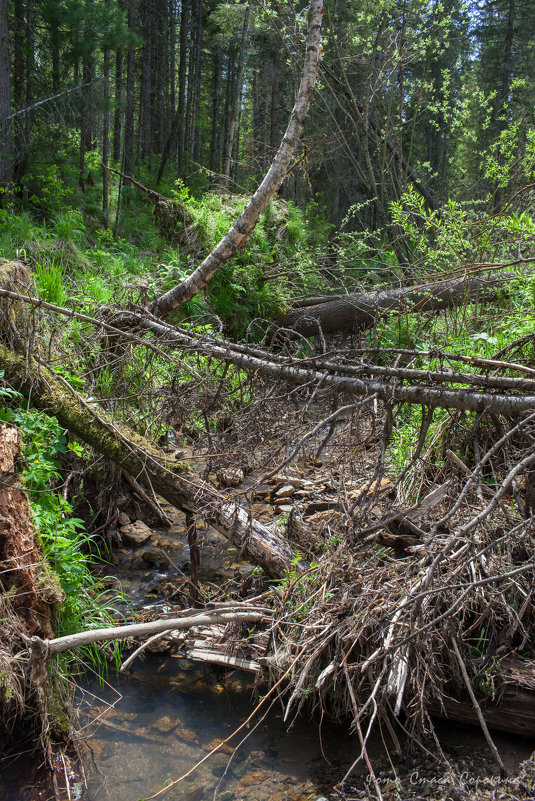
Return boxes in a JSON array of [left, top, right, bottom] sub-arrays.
[[127, 313, 535, 415], [121, 469, 172, 527], [23, 607, 267, 658], [2, 289, 535, 415], [0, 424, 58, 639], [429, 657, 535, 738], [283, 273, 510, 337]]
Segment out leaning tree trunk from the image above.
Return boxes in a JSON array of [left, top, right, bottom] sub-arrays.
[[150, 0, 324, 317], [283, 273, 511, 338], [0, 345, 297, 579]]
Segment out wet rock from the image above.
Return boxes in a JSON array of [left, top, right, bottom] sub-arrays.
[[118, 511, 130, 527], [140, 546, 166, 567], [217, 467, 245, 487], [175, 724, 199, 745], [120, 520, 152, 546], [235, 770, 270, 791], [275, 504, 293, 515], [274, 484, 295, 500], [203, 737, 234, 755], [151, 714, 179, 733]]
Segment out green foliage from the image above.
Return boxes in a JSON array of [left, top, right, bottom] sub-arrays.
[[53, 209, 86, 245], [0, 380, 122, 668], [34, 255, 65, 305]]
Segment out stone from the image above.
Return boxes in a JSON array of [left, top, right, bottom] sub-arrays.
[[203, 737, 234, 755], [275, 504, 293, 514], [175, 725, 199, 744], [118, 511, 130, 527], [120, 520, 152, 547], [140, 546, 165, 567], [274, 484, 295, 500], [151, 715, 179, 733], [217, 467, 245, 487]]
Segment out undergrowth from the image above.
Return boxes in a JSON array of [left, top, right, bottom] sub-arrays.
[[0, 379, 123, 673]]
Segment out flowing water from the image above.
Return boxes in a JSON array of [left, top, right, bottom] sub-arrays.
[[2, 503, 534, 800], [77, 659, 366, 801]]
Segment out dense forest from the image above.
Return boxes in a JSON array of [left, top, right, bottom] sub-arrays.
[[1, 2, 535, 800]]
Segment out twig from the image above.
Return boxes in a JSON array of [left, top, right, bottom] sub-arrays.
[[451, 637, 507, 778], [122, 469, 172, 526]]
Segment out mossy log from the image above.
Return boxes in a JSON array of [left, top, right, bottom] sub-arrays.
[[0, 345, 297, 578]]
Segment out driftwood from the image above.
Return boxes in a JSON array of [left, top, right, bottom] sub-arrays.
[[0, 345, 300, 578], [283, 273, 508, 337], [22, 607, 267, 658]]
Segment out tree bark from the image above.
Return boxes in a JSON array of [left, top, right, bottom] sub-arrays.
[[123, 312, 535, 415], [113, 46, 123, 162], [102, 6, 111, 227], [123, 0, 136, 184], [221, 3, 250, 189], [0, 346, 297, 578], [283, 273, 510, 338], [0, 0, 13, 187], [209, 44, 222, 182], [191, 0, 203, 164], [150, 0, 324, 317], [26, 608, 266, 657], [177, 0, 189, 177], [429, 657, 535, 738]]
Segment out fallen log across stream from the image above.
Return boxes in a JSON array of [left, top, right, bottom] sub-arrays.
[[0, 345, 298, 579]]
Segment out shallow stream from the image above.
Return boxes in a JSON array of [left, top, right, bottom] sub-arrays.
[[2, 500, 534, 800]]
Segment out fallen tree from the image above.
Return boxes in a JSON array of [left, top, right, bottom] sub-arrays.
[[149, 0, 324, 317], [282, 272, 510, 337], [0, 345, 298, 579], [2, 285, 535, 415], [124, 312, 535, 415]]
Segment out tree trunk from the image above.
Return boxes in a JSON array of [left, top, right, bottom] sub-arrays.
[[0, 346, 297, 579], [209, 44, 222, 183], [221, 3, 250, 189], [270, 1, 282, 154], [113, 46, 123, 162], [0, 424, 56, 639], [191, 0, 203, 164], [138, 5, 152, 162], [0, 0, 13, 188], [150, 0, 324, 317], [102, 9, 111, 227], [122, 310, 535, 415], [177, 0, 189, 177], [123, 0, 136, 184], [283, 273, 510, 338]]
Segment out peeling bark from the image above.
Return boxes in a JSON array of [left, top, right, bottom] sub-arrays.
[[0, 425, 57, 638]]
